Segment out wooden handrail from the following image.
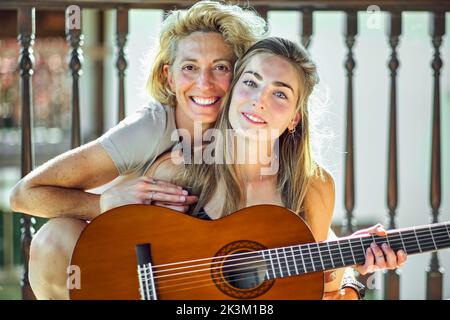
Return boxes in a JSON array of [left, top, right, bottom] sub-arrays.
[[1, 0, 450, 11]]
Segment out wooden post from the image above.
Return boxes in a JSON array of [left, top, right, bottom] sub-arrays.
[[17, 6, 36, 300], [66, 4, 84, 148], [301, 8, 313, 49], [384, 11, 402, 300], [426, 11, 445, 300], [116, 7, 128, 122], [342, 11, 357, 235]]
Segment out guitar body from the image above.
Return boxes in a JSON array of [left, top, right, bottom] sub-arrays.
[[70, 204, 324, 300]]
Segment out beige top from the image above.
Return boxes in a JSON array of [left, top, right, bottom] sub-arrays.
[[97, 98, 178, 177]]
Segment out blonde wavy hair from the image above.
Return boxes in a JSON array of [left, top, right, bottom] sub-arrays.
[[147, 0, 268, 107], [177, 37, 322, 217]]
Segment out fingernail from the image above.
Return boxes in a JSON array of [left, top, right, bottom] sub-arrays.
[[180, 196, 186, 201], [382, 243, 388, 249], [371, 242, 376, 248], [182, 190, 188, 195]]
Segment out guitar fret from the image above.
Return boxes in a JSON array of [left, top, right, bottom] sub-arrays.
[[301, 244, 313, 272], [416, 227, 436, 251], [317, 243, 325, 270], [430, 226, 450, 249], [261, 251, 271, 280], [348, 238, 365, 265], [348, 239, 356, 264], [275, 249, 283, 278], [307, 244, 316, 272], [360, 238, 366, 259], [445, 224, 450, 238], [398, 232, 407, 254], [401, 231, 421, 254], [309, 243, 323, 271], [339, 239, 356, 265], [267, 249, 276, 279], [288, 247, 299, 275], [297, 245, 307, 273], [385, 234, 391, 247], [429, 226, 438, 250], [317, 242, 333, 270], [273, 248, 282, 278], [413, 227, 423, 253], [282, 247, 291, 276], [335, 240, 346, 267], [327, 242, 335, 268], [288, 247, 297, 275], [290, 246, 299, 275]]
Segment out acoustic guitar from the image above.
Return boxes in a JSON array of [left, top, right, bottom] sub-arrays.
[[69, 204, 450, 300]]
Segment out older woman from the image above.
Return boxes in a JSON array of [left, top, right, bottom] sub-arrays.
[[9, 1, 267, 299]]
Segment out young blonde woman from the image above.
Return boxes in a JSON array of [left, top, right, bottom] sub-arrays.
[[144, 37, 408, 299], [9, 1, 267, 299]]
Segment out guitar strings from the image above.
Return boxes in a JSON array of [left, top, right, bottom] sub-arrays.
[[152, 231, 450, 284], [150, 223, 450, 272], [140, 230, 450, 294], [147, 234, 450, 296], [150, 227, 450, 277], [150, 229, 450, 283]]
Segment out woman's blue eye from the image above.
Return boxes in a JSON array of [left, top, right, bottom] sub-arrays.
[[275, 91, 287, 99], [243, 80, 256, 87]]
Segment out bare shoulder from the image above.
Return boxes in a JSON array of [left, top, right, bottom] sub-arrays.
[[304, 166, 336, 241], [305, 166, 335, 206]]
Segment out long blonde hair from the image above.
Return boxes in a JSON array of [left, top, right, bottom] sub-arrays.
[[147, 0, 268, 107], [178, 37, 321, 217]]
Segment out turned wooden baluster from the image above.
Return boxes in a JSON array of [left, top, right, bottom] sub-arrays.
[[257, 6, 268, 22], [94, 10, 105, 137], [66, 5, 84, 148], [116, 7, 128, 122], [301, 8, 313, 49], [385, 11, 401, 300], [17, 7, 36, 300], [426, 11, 445, 300], [342, 11, 357, 235]]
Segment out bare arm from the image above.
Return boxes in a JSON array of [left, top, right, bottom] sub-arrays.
[[303, 168, 348, 293], [9, 141, 119, 220]]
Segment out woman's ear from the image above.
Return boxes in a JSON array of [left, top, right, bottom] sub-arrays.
[[163, 64, 174, 91], [288, 111, 301, 131]]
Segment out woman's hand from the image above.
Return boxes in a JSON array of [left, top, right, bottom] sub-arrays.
[[99, 176, 198, 214], [350, 224, 407, 275]]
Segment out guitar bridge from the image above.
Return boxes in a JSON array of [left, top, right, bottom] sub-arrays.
[[135, 243, 157, 300]]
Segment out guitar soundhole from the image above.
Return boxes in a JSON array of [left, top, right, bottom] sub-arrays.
[[222, 250, 267, 290], [211, 240, 275, 299]]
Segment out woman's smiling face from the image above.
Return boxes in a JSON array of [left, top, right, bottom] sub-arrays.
[[228, 53, 301, 140], [165, 32, 235, 126]]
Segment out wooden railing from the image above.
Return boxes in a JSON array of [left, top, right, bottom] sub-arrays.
[[0, 0, 449, 300]]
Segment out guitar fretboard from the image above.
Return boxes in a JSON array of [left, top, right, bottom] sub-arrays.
[[260, 221, 450, 280]]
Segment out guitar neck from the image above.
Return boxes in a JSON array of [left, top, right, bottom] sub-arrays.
[[261, 221, 450, 280]]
